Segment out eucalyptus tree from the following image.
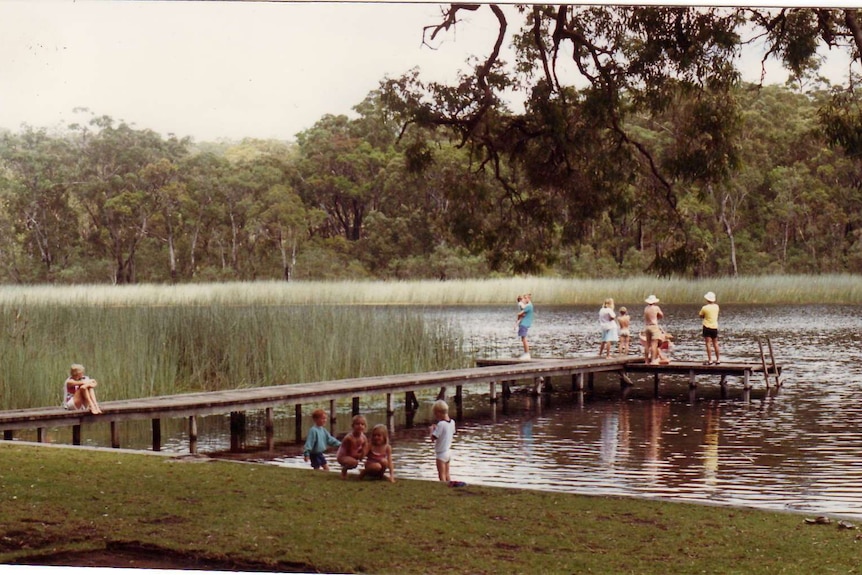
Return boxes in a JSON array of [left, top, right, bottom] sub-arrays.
[[383, 5, 862, 275], [69, 115, 189, 284], [0, 128, 79, 281]]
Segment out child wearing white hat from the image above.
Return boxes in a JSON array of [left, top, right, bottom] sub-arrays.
[[699, 292, 721, 365]]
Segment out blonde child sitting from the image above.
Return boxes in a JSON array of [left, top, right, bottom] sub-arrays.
[[64, 364, 102, 414]]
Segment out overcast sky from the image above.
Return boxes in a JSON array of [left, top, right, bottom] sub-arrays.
[[0, 1, 854, 143]]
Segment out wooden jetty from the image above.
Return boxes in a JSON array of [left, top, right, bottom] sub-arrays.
[[0, 355, 782, 453]]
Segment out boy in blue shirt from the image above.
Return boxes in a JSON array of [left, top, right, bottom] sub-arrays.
[[517, 293, 534, 359], [303, 409, 341, 471]]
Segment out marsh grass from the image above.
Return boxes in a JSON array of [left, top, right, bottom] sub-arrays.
[[0, 304, 468, 410], [0, 274, 859, 307], [2, 443, 860, 574]]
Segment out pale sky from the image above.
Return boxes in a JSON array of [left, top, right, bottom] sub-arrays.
[[0, 1, 854, 143]]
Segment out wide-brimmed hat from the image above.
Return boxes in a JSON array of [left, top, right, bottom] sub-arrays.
[[645, 295, 659, 304], [704, 291, 716, 302]]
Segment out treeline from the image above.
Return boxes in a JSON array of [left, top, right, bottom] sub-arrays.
[[0, 83, 859, 284]]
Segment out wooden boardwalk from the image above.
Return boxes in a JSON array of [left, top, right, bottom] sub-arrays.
[[0, 356, 782, 453]]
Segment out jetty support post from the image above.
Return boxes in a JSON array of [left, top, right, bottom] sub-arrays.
[[151, 418, 161, 452], [72, 425, 81, 446], [574, 372, 585, 392], [719, 376, 728, 399], [189, 415, 198, 454], [489, 381, 497, 403], [329, 400, 337, 427], [588, 373, 595, 391], [295, 404, 303, 443], [3, 430, 13, 441], [37, 427, 45, 443], [455, 385, 463, 406], [386, 393, 394, 416], [229, 411, 246, 452], [352, 397, 360, 416], [111, 421, 120, 449], [653, 373, 660, 397], [405, 391, 419, 411], [436, 387, 447, 401], [689, 369, 697, 389], [264, 408, 274, 451]]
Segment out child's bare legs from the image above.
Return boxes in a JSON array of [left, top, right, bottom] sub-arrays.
[[521, 337, 530, 355], [338, 455, 360, 479], [362, 461, 385, 479], [436, 458, 450, 482], [75, 384, 101, 414], [618, 335, 629, 355], [706, 337, 720, 363]]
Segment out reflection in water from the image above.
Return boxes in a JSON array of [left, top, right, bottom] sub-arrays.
[[19, 304, 862, 519]]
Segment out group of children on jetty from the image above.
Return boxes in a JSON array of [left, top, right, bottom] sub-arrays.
[[518, 291, 722, 366], [301, 398, 464, 487]]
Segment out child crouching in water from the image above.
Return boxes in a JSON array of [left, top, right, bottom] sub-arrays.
[[337, 415, 368, 479], [360, 424, 395, 482], [64, 363, 102, 414]]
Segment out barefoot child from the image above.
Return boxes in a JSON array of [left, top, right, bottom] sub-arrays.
[[699, 291, 721, 365], [337, 415, 368, 479], [64, 364, 102, 414], [430, 399, 456, 483], [617, 307, 631, 355], [303, 409, 341, 471], [360, 424, 395, 482]]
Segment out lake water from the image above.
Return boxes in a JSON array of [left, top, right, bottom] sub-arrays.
[[29, 304, 862, 519]]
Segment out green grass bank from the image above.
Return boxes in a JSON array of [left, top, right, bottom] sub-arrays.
[[1, 443, 859, 574]]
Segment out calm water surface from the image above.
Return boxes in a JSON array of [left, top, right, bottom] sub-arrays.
[[38, 305, 862, 519]]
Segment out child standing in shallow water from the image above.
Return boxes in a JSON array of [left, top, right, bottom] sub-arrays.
[[336, 415, 368, 479], [303, 409, 341, 471], [360, 424, 395, 482], [64, 364, 102, 414], [430, 399, 456, 483]]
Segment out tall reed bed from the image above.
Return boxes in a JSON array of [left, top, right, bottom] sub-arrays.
[[0, 274, 859, 307], [0, 304, 468, 410]]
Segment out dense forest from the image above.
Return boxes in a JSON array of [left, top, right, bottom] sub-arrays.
[[2, 6, 862, 284]]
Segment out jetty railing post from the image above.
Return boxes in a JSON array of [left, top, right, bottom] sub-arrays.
[[295, 404, 303, 443], [72, 425, 81, 446], [152, 419, 161, 452], [111, 421, 120, 449], [189, 415, 198, 454], [757, 338, 771, 388]]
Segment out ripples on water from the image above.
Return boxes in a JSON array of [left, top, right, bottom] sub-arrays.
[[39, 304, 862, 519]]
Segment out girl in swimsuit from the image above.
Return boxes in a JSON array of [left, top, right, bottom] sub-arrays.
[[360, 424, 395, 483]]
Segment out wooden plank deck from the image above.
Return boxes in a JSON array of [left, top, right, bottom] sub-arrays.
[[0, 358, 634, 432], [0, 355, 783, 451]]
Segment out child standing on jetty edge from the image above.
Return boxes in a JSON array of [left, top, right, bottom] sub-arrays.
[[516, 293, 534, 359], [303, 409, 341, 471], [699, 291, 721, 365]]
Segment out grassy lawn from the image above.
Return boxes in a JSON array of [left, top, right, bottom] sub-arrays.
[[1, 443, 859, 574]]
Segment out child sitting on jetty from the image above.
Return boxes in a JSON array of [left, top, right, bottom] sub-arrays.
[[64, 363, 102, 414]]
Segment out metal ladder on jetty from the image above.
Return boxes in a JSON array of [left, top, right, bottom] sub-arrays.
[[757, 336, 782, 388]]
